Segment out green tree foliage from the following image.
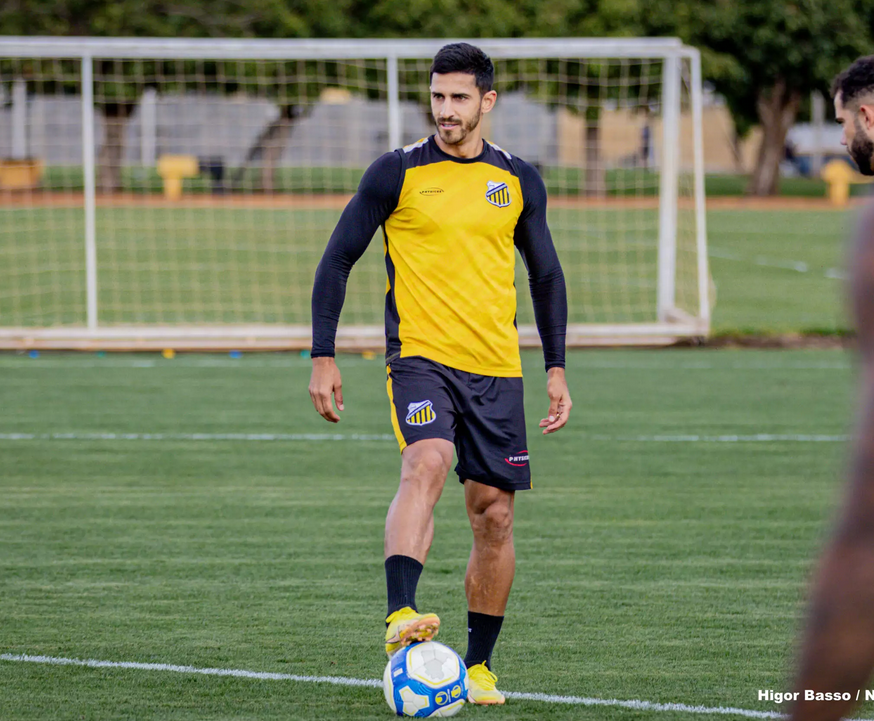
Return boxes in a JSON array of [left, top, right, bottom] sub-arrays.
[[519, 1, 648, 195], [13, 0, 867, 196], [1, 0, 653, 194], [351, 0, 525, 38], [644, 0, 873, 195], [519, 0, 643, 38], [0, 1, 373, 191], [0, 0, 356, 38]]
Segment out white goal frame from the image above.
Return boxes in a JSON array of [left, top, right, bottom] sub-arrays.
[[0, 36, 709, 351]]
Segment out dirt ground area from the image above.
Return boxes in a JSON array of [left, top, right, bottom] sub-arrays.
[[696, 333, 854, 349], [1, 190, 868, 211]]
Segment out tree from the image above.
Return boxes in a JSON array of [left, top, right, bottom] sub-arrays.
[[358, 0, 647, 195], [0, 1, 362, 191], [519, 1, 647, 195], [2, 2, 153, 190], [644, 0, 873, 195]]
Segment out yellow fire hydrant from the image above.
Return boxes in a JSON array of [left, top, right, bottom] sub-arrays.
[[157, 155, 199, 200], [821, 159, 872, 206]]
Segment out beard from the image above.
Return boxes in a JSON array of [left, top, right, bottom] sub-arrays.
[[851, 117, 874, 176], [434, 107, 482, 145]]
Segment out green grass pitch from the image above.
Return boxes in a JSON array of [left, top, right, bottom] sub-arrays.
[[1, 348, 871, 720], [0, 206, 854, 332]]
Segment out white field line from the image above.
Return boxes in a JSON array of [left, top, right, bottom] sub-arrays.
[[0, 359, 854, 371], [0, 359, 354, 369], [0, 653, 379, 688], [0, 432, 396, 442], [709, 247, 847, 281], [0, 432, 851, 444], [4, 653, 861, 720], [580, 360, 854, 372], [589, 434, 850, 443]]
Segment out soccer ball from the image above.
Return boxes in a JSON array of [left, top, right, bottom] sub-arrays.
[[383, 641, 468, 717]]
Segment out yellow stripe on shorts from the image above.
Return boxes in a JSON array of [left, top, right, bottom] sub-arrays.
[[386, 366, 406, 452]]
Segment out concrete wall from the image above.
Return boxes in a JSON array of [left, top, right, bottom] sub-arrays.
[[556, 104, 749, 174], [0, 89, 770, 173]]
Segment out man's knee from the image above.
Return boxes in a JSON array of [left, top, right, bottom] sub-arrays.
[[470, 496, 514, 543], [401, 441, 453, 488]]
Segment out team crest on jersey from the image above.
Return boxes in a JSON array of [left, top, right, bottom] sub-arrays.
[[406, 400, 436, 426], [485, 180, 511, 208]]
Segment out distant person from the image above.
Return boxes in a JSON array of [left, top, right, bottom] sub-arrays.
[[789, 54, 874, 721], [640, 108, 652, 169], [784, 138, 799, 172], [309, 43, 570, 705]]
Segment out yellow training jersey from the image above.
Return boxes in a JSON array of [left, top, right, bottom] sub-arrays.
[[385, 137, 525, 376], [311, 135, 566, 377]]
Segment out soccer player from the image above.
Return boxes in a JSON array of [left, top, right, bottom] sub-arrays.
[[789, 55, 874, 721], [309, 42, 570, 705]]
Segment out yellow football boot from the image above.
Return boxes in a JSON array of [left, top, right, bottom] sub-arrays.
[[384, 607, 440, 657], [466, 663, 505, 705]]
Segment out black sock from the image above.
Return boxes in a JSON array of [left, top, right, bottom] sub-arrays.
[[464, 611, 504, 669], [385, 555, 423, 618]]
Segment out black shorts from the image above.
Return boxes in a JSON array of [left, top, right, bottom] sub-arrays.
[[386, 356, 531, 491]]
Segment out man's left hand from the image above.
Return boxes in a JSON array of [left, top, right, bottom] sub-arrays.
[[540, 367, 572, 435]]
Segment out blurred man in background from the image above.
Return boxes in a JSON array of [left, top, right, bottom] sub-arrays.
[[790, 54, 874, 721]]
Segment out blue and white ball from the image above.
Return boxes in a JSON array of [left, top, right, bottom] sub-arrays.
[[383, 641, 468, 717]]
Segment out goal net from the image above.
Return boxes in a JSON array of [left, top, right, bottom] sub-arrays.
[[0, 38, 708, 350]]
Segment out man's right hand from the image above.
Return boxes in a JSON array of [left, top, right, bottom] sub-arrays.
[[309, 356, 344, 423]]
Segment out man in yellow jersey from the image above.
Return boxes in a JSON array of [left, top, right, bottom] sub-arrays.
[[309, 43, 570, 706]]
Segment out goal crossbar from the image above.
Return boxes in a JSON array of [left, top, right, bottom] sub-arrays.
[[0, 37, 689, 60]]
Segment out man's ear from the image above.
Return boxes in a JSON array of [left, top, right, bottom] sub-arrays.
[[481, 90, 497, 114], [860, 103, 874, 130]]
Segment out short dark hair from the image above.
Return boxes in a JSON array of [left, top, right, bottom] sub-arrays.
[[833, 56, 874, 105], [430, 43, 494, 96]]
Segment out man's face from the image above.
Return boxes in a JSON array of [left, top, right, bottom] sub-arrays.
[[430, 72, 496, 146], [836, 92, 874, 176]]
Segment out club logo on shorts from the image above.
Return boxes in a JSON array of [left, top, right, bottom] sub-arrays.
[[406, 400, 436, 426], [505, 450, 529, 467], [485, 180, 511, 208]]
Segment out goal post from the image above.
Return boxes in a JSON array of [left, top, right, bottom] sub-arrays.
[[0, 37, 709, 351]]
